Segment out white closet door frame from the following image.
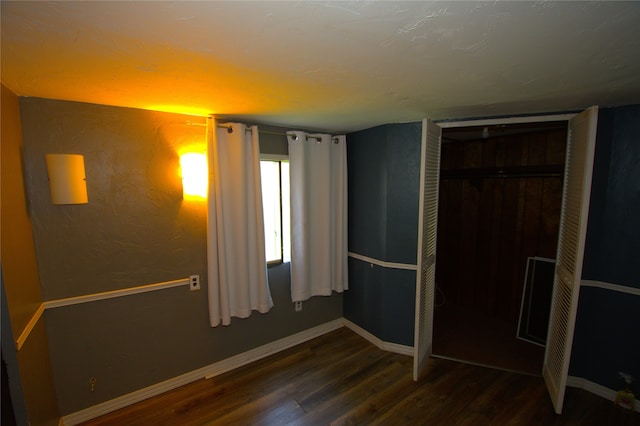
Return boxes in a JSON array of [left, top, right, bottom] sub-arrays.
[[417, 110, 597, 412], [413, 114, 570, 381], [543, 106, 598, 414], [413, 118, 442, 381]]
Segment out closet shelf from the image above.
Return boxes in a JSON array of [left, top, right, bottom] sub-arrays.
[[440, 165, 564, 180]]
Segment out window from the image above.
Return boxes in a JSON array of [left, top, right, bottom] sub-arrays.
[[260, 158, 291, 265]]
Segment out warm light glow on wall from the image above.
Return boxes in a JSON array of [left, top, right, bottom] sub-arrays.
[[146, 104, 211, 117], [180, 153, 208, 199]]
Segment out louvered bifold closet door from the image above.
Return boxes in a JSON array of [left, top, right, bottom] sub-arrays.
[[413, 119, 442, 381], [543, 106, 598, 414]]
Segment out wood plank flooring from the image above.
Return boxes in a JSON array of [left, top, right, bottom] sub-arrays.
[[81, 327, 639, 426], [433, 302, 545, 376]]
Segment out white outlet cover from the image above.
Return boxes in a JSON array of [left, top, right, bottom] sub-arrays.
[[190, 275, 200, 291]]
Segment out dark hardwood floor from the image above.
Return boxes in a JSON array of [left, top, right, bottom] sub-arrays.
[[81, 327, 638, 425], [433, 302, 545, 376]]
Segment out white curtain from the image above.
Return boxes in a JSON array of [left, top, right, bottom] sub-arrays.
[[207, 118, 273, 326], [287, 131, 348, 302]]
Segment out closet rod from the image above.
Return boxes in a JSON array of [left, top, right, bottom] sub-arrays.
[[441, 165, 564, 181], [441, 172, 563, 180]]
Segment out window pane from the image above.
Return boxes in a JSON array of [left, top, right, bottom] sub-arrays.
[[281, 161, 291, 263], [260, 161, 281, 263]]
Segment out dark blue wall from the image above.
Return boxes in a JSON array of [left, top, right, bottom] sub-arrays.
[[347, 126, 388, 261], [582, 105, 640, 286], [570, 105, 640, 396], [345, 109, 639, 390], [385, 124, 423, 265], [570, 288, 639, 391], [345, 122, 421, 346], [344, 259, 416, 345]]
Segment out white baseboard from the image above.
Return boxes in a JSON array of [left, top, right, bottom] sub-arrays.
[[61, 319, 343, 425], [342, 318, 414, 356], [567, 375, 639, 413], [202, 318, 344, 379], [61, 318, 414, 425], [58, 318, 639, 425]]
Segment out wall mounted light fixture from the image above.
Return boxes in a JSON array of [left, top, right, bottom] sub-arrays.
[[180, 153, 207, 199], [46, 154, 88, 205]]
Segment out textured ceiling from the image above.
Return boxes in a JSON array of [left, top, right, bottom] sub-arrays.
[[2, 1, 640, 132]]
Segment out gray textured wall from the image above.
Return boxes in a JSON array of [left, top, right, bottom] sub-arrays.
[[20, 98, 342, 415], [1, 84, 60, 426], [2, 84, 45, 334]]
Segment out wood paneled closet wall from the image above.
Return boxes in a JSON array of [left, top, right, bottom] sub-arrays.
[[436, 122, 567, 325]]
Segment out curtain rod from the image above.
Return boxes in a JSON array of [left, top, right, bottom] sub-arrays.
[[217, 124, 286, 137], [186, 121, 286, 137], [187, 121, 339, 141], [185, 120, 206, 127], [216, 123, 339, 142], [287, 133, 341, 143]]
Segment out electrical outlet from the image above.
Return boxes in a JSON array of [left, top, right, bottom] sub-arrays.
[[295, 301, 302, 312], [190, 275, 200, 291]]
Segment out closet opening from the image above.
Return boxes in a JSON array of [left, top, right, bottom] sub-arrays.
[[432, 120, 568, 375]]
